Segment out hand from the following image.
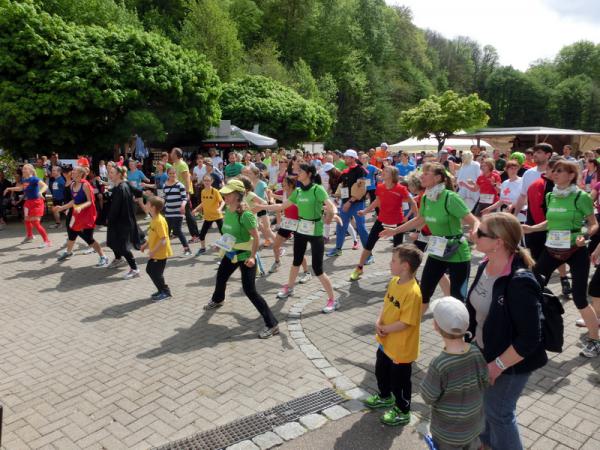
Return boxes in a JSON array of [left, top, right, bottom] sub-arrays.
[[576, 235, 586, 247], [379, 228, 396, 238], [408, 232, 418, 241], [52, 205, 62, 213], [375, 322, 387, 337], [3, 188, 10, 196], [251, 205, 263, 214], [591, 247, 600, 265], [148, 252, 154, 259], [487, 361, 503, 386], [140, 244, 147, 253], [521, 224, 533, 234], [342, 202, 351, 213], [73, 205, 82, 214], [480, 207, 491, 215], [180, 206, 186, 215], [357, 209, 366, 217], [244, 257, 256, 268]]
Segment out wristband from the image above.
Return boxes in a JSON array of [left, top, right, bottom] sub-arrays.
[[495, 357, 506, 371]]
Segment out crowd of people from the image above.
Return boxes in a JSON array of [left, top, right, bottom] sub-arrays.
[[2, 140, 600, 450]]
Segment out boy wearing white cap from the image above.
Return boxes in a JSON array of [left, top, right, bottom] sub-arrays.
[[421, 296, 489, 450]]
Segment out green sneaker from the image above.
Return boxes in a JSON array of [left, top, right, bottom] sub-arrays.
[[349, 268, 363, 281], [363, 393, 395, 409], [380, 406, 410, 426]]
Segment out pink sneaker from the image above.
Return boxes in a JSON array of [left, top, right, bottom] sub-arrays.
[[352, 241, 359, 250], [322, 298, 340, 314]]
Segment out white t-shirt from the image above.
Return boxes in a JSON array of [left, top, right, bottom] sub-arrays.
[[499, 177, 525, 222], [521, 166, 544, 197], [193, 165, 206, 183], [319, 168, 330, 193], [457, 161, 481, 210], [211, 156, 224, 170], [268, 165, 279, 186]]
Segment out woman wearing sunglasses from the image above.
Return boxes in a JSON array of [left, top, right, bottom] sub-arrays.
[[523, 160, 600, 358], [381, 162, 479, 313], [467, 212, 547, 450]]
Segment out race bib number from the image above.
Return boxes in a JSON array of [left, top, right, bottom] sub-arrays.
[[341, 187, 349, 198], [281, 217, 299, 231], [214, 233, 236, 252], [52, 182, 58, 190], [480, 193, 494, 204], [546, 230, 571, 249], [426, 236, 448, 257], [402, 202, 409, 211], [298, 219, 316, 236], [382, 223, 396, 229], [365, 179, 371, 187], [417, 232, 430, 243]]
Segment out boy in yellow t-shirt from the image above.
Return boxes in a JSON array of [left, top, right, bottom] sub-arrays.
[[192, 175, 225, 255], [141, 196, 173, 301], [363, 243, 423, 426]]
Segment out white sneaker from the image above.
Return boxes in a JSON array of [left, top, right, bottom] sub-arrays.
[[82, 248, 95, 255], [95, 256, 109, 268], [298, 272, 312, 284], [123, 269, 140, 280], [322, 298, 340, 314], [269, 261, 281, 273], [37, 241, 51, 249], [576, 318, 600, 328], [276, 285, 294, 299]]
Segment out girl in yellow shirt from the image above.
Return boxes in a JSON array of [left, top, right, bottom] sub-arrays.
[[192, 175, 224, 255]]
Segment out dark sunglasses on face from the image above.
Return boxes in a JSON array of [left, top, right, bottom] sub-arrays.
[[476, 228, 495, 239]]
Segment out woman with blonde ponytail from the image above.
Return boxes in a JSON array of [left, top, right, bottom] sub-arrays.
[[466, 212, 546, 450]]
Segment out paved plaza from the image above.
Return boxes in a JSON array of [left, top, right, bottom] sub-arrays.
[[0, 217, 599, 449]]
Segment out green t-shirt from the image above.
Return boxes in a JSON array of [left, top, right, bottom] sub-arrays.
[[546, 190, 593, 245], [288, 184, 329, 236], [420, 190, 471, 262], [224, 162, 244, 178], [221, 208, 257, 262], [334, 160, 347, 171], [35, 167, 46, 180], [264, 157, 272, 166], [173, 160, 192, 194]]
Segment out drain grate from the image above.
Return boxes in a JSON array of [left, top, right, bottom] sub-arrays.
[[155, 388, 344, 450]]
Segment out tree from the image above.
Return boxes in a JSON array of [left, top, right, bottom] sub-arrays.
[[555, 41, 600, 81], [220, 75, 333, 145], [551, 75, 595, 129], [0, 0, 222, 156], [399, 90, 490, 150], [180, 0, 244, 81], [34, 0, 140, 28]]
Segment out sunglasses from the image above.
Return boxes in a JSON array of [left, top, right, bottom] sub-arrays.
[[476, 228, 496, 239]]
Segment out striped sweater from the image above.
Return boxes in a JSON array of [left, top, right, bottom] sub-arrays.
[[161, 182, 187, 218], [420, 344, 489, 447]]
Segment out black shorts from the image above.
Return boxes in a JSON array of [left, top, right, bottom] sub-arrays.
[[277, 228, 293, 239], [257, 210, 267, 218], [67, 227, 95, 245]]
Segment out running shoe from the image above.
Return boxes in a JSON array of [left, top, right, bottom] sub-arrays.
[[380, 407, 410, 426], [326, 248, 342, 257], [123, 269, 140, 280], [365, 255, 375, 265], [575, 318, 600, 328], [20, 236, 34, 244], [150, 291, 161, 299], [153, 292, 172, 302], [561, 277, 572, 296], [57, 251, 73, 261], [95, 256, 109, 268], [298, 272, 312, 284], [363, 393, 395, 409], [50, 223, 61, 229], [196, 247, 207, 256], [203, 300, 223, 310], [580, 338, 600, 358], [269, 261, 281, 274], [38, 241, 51, 249], [107, 258, 125, 269], [258, 325, 280, 339], [322, 298, 340, 314], [82, 248, 95, 255], [276, 285, 294, 299], [183, 249, 192, 257], [352, 240, 359, 250], [349, 268, 363, 281]]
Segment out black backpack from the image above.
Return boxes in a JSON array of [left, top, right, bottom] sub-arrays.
[[510, 269, 564, 353]]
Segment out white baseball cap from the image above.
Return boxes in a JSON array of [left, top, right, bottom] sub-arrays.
[[343, 149, 358, 159], [381, 142, 389, 148], [430, 296, 470, 336], [322, 162, 335, 172]]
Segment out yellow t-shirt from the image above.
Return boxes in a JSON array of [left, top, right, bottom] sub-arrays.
[[376, 277, 422, 363], [201, 187, 223, 221], [173, 159, 193, 194], [147, 214, 173, 260]]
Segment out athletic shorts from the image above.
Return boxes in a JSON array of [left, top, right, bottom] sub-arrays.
[[24, 198, 45, 218]]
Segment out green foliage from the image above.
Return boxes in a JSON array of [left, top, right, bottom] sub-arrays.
[[0, 149, 18, 180], [180, 0, 244, 81], [400, 90, 490, 150], [229, 0, 263, 49], [551, 75, 596, 129], [0, 0, 221, 156], [220, 75, 333, 145], [34, 0, 140, 27]]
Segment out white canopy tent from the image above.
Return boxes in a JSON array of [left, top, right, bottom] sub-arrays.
[[389, 136, 493, 153]]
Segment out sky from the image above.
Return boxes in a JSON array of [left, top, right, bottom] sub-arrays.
[[388, 0, 600, 71]]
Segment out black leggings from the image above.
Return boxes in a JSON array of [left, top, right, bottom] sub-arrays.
[[146, 259, 170, 294], [375, 348, 412, 413], [166, 216, 189, 249], [419, 256, 470, 304], [525, 230, 547, 262], [199, 219, 223, 241], [293, 233, 324, 276], [113, 248, 137, 270], [211, 256, 278, 328], [535, 246, 590, 310], [364, 220, 404, 251], [184, 202, 199, 238], [67, 227, 95, 245]]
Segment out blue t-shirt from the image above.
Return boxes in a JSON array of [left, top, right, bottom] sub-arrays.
[[155, 172, 168, 189], [365, 164, 378, 191], [22, 176, 41, 200], [128, 169, 146, 189], [396, 162, 416, 177], [50, 176, 66, 201], [255, 180, 268, 200]]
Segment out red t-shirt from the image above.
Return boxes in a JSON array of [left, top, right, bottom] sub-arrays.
[[284, 203, 299, 220], [476, 172, 501, 204], [376, 182, 409, 225], [526, 176, 549, 224]]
